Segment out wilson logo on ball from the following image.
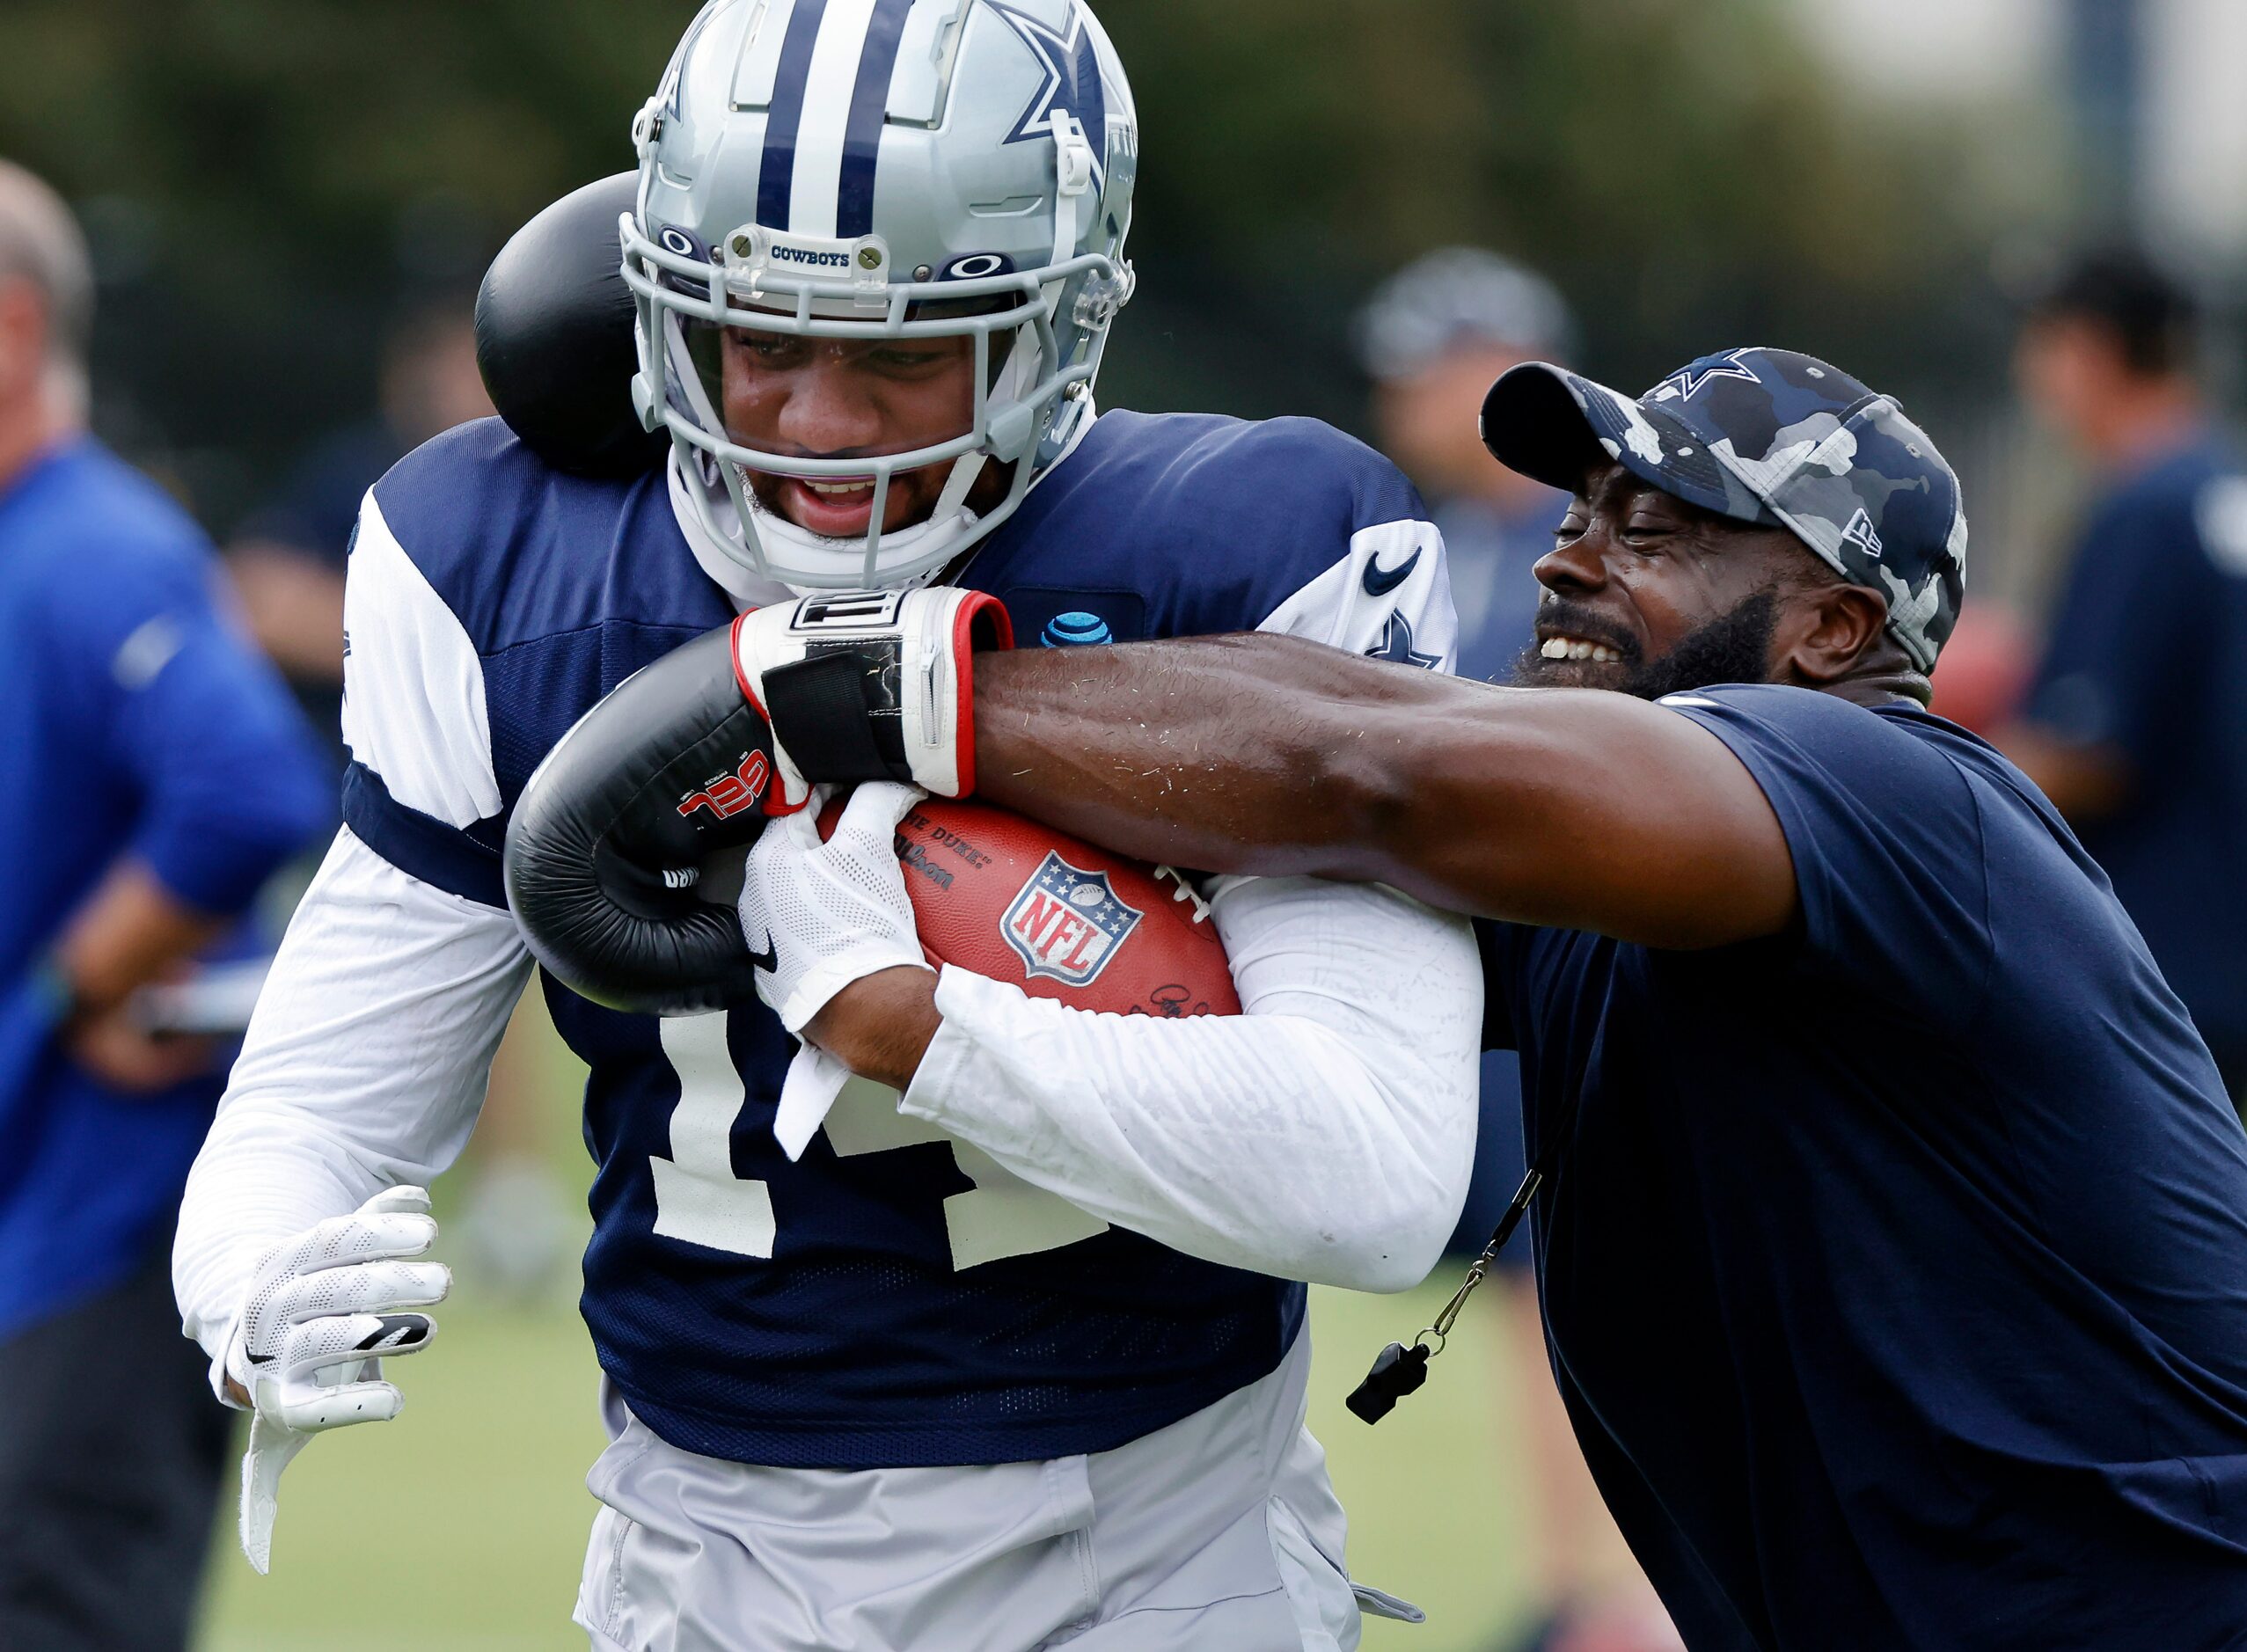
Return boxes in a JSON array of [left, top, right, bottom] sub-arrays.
[[677, 751, 770, 821], [1003, 853, 1143, 986]]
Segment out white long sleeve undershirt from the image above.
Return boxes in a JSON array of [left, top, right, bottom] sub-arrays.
[[902, 874, 1482, 1293], [172, 828, 531, 1393]]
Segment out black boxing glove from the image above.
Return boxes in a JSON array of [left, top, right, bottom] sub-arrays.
[[503, 588, 1010, 1013], [503, 627, 777, 1015]]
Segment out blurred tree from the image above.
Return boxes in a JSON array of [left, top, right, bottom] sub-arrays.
[[0, 0, 692, 523], [1096, 0, 2028, 422], [0, 0, 2041, 524]]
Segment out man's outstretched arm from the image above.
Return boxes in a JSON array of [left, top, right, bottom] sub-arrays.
[[971, 634, 1796, 949]]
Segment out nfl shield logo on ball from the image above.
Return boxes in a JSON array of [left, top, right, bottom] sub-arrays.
[[1003, 853, 1144, 986]]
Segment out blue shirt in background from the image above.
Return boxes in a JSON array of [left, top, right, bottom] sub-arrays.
[[0, 438, 327, 1340], [1438, 489, 1563, 688], [2028, 432, 2247, 1079], [233, 419, 406, 770], [1481, 684, 2247, 1648]]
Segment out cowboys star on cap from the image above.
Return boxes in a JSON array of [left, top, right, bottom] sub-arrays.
[[1649, 347, 1764, 404], [987, 1, 1109, 187]]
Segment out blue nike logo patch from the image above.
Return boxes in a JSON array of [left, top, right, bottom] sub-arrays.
[[1362, 547, 1421, 597]]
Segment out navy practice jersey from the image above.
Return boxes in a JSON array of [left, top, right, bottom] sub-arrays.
[[341, 411, 1452, 1468], [1480, 684, 2247, 1649]]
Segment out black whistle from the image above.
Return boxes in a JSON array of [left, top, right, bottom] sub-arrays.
[[1346, 1340, 1429, 1424]]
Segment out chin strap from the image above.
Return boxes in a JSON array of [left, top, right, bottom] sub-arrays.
[[1045, 109, 1096, 315], [666, 449, 775, 607], [929, 452, 987, 528]]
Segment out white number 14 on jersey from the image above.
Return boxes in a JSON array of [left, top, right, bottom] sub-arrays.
[[650, 1012, 1107, 1268]]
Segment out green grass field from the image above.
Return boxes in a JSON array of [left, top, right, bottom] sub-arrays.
[[196, 1282, 1533, 1651], [195, 1012, 1537, 1650]]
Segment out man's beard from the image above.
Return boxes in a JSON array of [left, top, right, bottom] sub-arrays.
[[1511, 591, 1781, 701]]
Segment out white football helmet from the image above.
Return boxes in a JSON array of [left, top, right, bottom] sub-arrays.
[[622, 0, 1138, 592]]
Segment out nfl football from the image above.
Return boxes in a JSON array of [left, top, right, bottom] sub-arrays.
[[821, 795, 1241, 1019]]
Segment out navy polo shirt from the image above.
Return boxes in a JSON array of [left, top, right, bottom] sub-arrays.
[[1481, 683, 2247, 1650], [2027, 433, 2247, 1078], [0, 439, 326, 1339]]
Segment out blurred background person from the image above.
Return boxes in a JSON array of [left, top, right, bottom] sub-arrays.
[[225, 296, 494, 765], [0, 160, 326, 1649], [1994, 247, 2247, 1102], [1357, 248, 1574, 685], [1356, 252, 1680, 1652]]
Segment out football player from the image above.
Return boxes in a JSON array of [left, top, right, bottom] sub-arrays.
[[170, 2, 1480, 1647]]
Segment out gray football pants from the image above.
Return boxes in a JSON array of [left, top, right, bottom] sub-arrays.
[[575, 1330, 1421, 1650]]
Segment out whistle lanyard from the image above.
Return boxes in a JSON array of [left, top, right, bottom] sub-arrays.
[[1345, 1085, 1582, 1425]]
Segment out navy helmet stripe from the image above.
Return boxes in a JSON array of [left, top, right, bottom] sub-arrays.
[[1072, 21, 1105, 173], [835, 0, 914, 238], [758, 0, 831, 230]]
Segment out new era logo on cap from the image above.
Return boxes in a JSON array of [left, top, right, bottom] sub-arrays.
[[1840, 508, 1884, 562]]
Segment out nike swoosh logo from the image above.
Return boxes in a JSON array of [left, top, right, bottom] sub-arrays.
[[1362, 547, 1421, 597], [746, 932, 778, 973]]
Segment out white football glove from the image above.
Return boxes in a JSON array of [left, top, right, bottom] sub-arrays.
[[734, 587, 1013, 815], [226, 1184, 448, 1573], [740, 782, 933, 1158]]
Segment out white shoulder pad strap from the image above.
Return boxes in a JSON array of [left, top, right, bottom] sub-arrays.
[[340, 493, 502, 827], [1254, 517, 1459, 675]]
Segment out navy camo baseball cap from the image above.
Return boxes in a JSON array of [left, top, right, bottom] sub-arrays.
[[1478, 346, 1968, 671]]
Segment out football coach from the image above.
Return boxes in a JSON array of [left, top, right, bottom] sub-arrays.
[[955, 349, 2247, 1647], [597, 347, 2247, 1648]]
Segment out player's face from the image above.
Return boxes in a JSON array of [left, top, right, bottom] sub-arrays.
[[1517, 460, 1804, 700], [715, 325, 978, 539]]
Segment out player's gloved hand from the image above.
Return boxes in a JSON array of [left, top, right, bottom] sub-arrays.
[[741, 782, 933, 1157], [733, 588, 1013, 815], [227, 1185, 448, 1574]]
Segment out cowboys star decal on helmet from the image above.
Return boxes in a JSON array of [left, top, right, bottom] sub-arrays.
[[989, 2, 1112, 187]]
